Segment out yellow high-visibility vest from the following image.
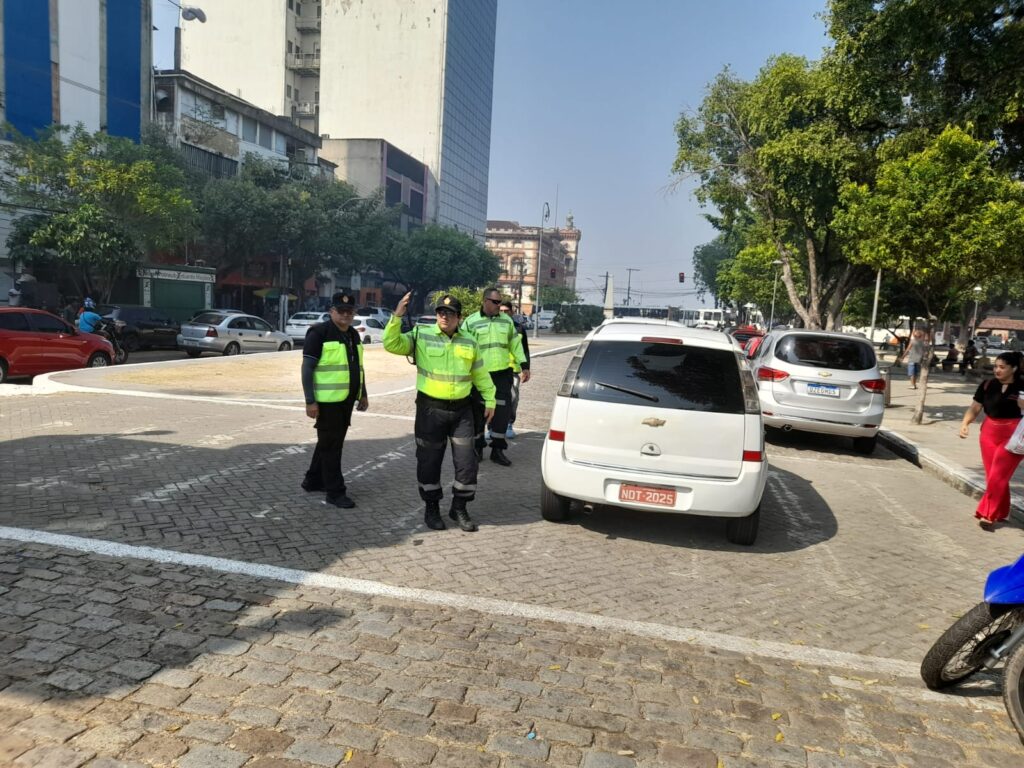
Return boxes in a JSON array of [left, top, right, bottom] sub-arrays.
[[462, 311, 526, 373], [313, 338, 363, 402]]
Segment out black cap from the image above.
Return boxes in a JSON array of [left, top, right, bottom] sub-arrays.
[[330, 292, 355, 310], [434, 294, 462, 314]]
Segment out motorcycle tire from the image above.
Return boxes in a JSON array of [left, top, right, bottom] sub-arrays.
[[920, 602, 1021, 690], [114, 346, 128, 365], [1003, 638, 1024, 745]]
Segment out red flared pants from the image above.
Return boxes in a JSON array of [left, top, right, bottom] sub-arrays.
[[977, 417, 1024, 523]]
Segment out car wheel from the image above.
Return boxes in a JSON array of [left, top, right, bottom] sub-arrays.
[[122, 333, 141, 353], [223, 342, 241, 356], [726, 505, 760, 546], [0, 358, 7, 384], [278, 342, 291, 351], [540, 479, 571, 522], [853, 436, 877, 455], [185, 349, 201, 358], [87, 352, 111, 368]]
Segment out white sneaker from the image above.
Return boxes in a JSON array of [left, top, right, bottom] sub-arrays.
[[506, 426, 516, 439], [484, 429, 492, 442]]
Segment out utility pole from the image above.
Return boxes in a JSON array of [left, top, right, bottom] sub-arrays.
[[625, 268, 640, 307], [602, 271, 610, 302]]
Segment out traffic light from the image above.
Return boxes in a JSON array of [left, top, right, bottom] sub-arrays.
[[678, 272, 685, 283]]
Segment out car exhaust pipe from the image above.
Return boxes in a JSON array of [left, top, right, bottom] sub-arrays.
[[781, 424, 793, 432], [582, 503, 595, 515]]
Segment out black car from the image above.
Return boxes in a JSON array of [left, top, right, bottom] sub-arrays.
[[99, 305, 180, 351]]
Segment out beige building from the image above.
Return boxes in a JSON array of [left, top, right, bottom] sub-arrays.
[[486, 218, 583, 316], [181, 0, 497, 238]]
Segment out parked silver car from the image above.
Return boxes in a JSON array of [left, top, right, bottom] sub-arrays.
[[178, 312, 293, 357], [749, 329, 885, 454], [285, 312, 330, 343]]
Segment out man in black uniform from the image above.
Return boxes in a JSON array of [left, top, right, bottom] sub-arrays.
[[300, 291, 368, 509]]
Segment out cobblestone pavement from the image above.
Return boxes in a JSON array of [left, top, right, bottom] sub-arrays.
[[1, 539, 1021, 768], [2, 350, 1024, 764]]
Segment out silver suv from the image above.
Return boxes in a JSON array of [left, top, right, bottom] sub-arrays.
[[749, 330, 885, 454]]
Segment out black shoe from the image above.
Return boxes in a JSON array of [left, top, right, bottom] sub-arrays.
[[424, 502, 446, 530], [301, 478, 324, 493], [474, 445, 484, 461], [448, 503, 478, 532], [490, 447, 512, 467], [324, 493, 355, 509]]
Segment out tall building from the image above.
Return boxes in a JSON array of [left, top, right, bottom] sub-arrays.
[[486, 217, 583, 316], [182, 0, 497, 238]]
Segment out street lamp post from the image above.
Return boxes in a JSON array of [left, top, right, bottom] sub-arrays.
[[534, 202, 549, 340], [971, 285, 983, 338], [768, 259, 783, 330]]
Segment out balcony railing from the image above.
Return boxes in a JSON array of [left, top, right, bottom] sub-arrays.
[[294, 101, 318, 117], [295, 17, 320, 32], [287, 54, 320, 75]]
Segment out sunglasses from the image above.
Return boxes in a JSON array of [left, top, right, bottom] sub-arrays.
[[484, 298, 501, 304], [436, 308, 457, 317]]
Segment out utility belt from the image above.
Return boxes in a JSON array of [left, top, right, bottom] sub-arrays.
[[417, 393, 472, 411]]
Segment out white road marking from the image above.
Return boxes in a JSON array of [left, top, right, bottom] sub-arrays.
[[0, 525, 926, 681]]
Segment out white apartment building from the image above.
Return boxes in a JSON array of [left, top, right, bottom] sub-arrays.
[[181, 0, 497, 238]]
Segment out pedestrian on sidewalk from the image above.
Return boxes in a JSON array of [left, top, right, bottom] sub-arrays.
[[960, 340, 979, 375], [300, 291, 368, 509], [901, 329, 927, 389], [499, 300, 530, 440], [382, 292, 496, 532], [958, 351, 1024, 529], [462, 287, 529, 466]]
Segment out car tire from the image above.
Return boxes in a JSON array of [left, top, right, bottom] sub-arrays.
[[87, 352, 111, 368], [0, 358, 7, 384], [278, 342, 291, 352], [726, 505, 760, 546], [122, 333, 141, 353], [223, 342, 241, 356], [853, 436, 877, 455], [540, 480, 571, 522], [185, 350, 201, 358]]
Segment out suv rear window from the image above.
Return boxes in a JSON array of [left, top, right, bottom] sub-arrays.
[[571, 340, 744, 413], [774, 335, 875, 371]]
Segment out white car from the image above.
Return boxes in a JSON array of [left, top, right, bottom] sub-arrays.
[[356, 306, 393, 325], [285, 312, 330, 343], [541, 319, 767, 545], [749, 330, 885, 454], [352, 315, 386, 344], [178, 312, 293, 357]]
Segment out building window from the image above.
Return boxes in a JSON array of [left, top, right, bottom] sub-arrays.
[[287, 41, 293, 54], [288, 0, 293, 10], [257, 124, 273, 150], [409, 189, 424, 220], [286, 84, 292, 98], [242, 116, 257, 143], [385, 178, 402, 207]]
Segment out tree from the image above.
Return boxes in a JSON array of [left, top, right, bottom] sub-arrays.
[[835, 126, 1024, 422], [377, 226, 500, 314], [674, 57, 873, 329], [691, 235, 739, 301], [1, 125, 195, 300], [537, 285, 579, 307], [714, 243, 800, 322]]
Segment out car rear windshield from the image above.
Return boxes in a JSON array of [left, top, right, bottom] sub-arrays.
[[191, 313, 225, 325], [571, 340, 744, 413], [291, 313, 322, 321], [774, 335, 875, 371]]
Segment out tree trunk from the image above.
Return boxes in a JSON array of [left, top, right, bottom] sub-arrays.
[[911, 322, 936, 425]]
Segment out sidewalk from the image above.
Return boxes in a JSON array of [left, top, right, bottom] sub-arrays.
[[875, 356, 1024, 524]]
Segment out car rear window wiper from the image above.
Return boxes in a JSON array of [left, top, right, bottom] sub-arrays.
[[594, 380, 659, 402]]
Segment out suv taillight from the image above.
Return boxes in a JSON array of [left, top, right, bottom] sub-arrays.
[[205, 327, 218, 338], [557, 341, 589, 397], [860, 378, 886, 393], [735, 352, 761, 414], [757, 366, 789, 382]]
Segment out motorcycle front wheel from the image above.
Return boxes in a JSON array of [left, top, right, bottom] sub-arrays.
[[114, 346, 129, 365], [920, 602, 1022, 690], [1004, 639, 1024, 744]]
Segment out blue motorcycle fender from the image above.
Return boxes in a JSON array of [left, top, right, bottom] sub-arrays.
[[984, 554, 1024, 605]]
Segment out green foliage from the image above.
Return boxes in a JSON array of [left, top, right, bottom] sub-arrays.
[[537, 285, 579, 307], [378, 226, 500, 314], [553, 304, 604, 334], [715, 243, 799, 321], [1, 125, 195, 300], [429, 286, 485, 318]]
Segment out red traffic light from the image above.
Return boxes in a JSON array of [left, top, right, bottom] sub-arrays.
[[678, 272, 686, 283]]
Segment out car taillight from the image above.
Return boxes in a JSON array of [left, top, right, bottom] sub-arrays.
[[742, 450, 764, 462], [355, 326, 366, 333], [757, 367, 789, 382], [557, 341, 589, 397], [640, 336, 683, 345], [860, 378, 886, 393], [205, 327, 218, 338], [548, 430, 566, 442]]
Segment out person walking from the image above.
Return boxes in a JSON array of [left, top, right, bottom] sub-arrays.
[[300, 291, 368, 509], [383, 292, 496, 532], [462, 287, 529, 466], [499, 300, 530, 440], [959, 351, 1024, 529], [902, 328, 927, 389]]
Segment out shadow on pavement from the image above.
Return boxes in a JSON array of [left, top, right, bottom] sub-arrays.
[[765, 427, 903, 461]]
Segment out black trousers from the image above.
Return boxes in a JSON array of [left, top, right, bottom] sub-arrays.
[[304, 399, 355, 496], [415, 394, 478, 503], [472, 367, 514, 451]]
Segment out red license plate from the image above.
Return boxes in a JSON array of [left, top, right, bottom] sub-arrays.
[[619, 484, 676, 507]]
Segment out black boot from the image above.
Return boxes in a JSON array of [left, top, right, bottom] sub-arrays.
[[301, 477, 323, 493], [424, 500, 446, 530], [474, 443, 484, 461], [448, 499, 478, 532], [490, 447, 512, 466]]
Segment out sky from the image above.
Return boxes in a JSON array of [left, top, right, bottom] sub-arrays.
[[152, 0, 830, 308]]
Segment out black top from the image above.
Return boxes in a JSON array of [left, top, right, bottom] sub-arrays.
[[302, 321, 362, 404], [974, 378, 1024, 419]]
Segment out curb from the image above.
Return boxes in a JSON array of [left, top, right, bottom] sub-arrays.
[[877, 428, 1024, 524]]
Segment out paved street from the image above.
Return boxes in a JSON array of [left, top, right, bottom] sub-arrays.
[[1, 348, 1023, 766]]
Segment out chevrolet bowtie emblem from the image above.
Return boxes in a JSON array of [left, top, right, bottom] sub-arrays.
[[818, 372, 832, 378], [642, 417, 666, 427]]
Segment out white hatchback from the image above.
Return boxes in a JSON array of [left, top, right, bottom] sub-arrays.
[[285, 312, 330, 343], [541, 319, 767, 545]]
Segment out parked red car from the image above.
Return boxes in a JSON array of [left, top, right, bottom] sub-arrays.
[[0, 307, 115, 383]]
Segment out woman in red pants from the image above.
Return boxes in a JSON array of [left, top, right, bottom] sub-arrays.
[[959, 351, 1024, 528]]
